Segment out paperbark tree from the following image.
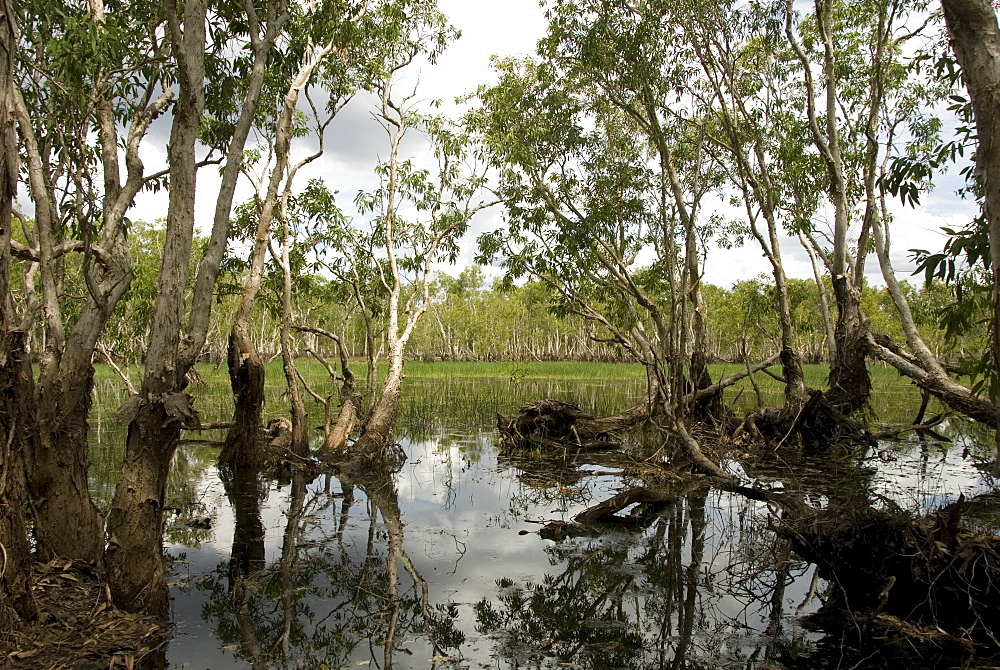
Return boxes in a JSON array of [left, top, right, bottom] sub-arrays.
[[106, 0, 459, 611], [13, 0, 172, 564], [105, 0, 208, 615], [222, 28, 340, 468], [105, 0, 287, 614], [682, 9, 811, 413], [473, 47, 731, 477], [0, 0, 35, 624], [784, 0, 874, 414], [349, 88, 494, 461], [937, 0, 1000, 466], [225, 0, 456, 465]]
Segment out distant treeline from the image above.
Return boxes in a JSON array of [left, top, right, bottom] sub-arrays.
[[76, 227, 974, 366]]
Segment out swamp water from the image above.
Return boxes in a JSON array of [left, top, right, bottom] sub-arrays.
[[86, 366, 999, 669]]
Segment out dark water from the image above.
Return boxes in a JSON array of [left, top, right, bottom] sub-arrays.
[[87, 372, 998, 669]]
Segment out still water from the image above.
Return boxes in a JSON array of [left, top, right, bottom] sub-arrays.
[[88, 368, 997, 669]]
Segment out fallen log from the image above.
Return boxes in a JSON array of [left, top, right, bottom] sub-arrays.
[[191, 421, 236, 431], [867, 332, 999, 427], [872, 412, 950, 441], [538, 486, 683, 540], [496, 399, 633, 450]]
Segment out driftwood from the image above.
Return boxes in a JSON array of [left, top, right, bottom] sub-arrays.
[[538, 485, 685, 540]]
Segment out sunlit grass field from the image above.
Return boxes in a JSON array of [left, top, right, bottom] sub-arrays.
[[91, 357, 931, 428]]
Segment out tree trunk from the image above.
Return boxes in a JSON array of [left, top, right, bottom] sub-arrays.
[[106, 395, 197, 614], [220, 326, 266, 470], [222, 46, 322, 467], [941, 0, 1000, 472], [868, 194, 980, 416], [105, 0, 206, 615], [276, 214, 309, 459], [353, 357, 403, 460], [826, 276, 871, 414], [26, 365, 105, 564], [685, 204, 721, 420], [0, 0, 35, 625], [787, 0, 872, 414], [0, 333, 37, 624], [322, 393, 361, 457]]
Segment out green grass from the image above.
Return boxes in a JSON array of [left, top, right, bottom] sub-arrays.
[[91, 358, 921, 397], [399, 360, 646, 380], [90, 358, 930, 426]]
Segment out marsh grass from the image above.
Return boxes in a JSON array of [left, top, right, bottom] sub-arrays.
[[90, 358, 931, 430], [84, 358, 935, 506]]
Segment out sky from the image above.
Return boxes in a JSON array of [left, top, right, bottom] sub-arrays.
[[129, 0, 975, 290]]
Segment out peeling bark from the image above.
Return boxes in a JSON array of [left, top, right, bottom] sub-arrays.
[[107, 393, 201, 614], [27, 365, 105, 564], [352, 358, 404, 461], [826, 276, 871, 414], [0, 0, 34, 626], [0, 334, 38, 624]]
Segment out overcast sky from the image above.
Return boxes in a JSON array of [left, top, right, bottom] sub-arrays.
[[130, 0, 974, 290]]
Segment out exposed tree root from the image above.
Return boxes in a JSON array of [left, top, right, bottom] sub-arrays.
[[778, 499, 1000, 649], [497, 397, 737, 479], [735, 389, 876, 453], [496, 399, 626, 451]]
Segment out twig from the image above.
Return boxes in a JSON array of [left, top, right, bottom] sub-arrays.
[[95, 341, 137, 394]]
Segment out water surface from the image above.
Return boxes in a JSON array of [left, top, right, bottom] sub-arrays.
[[87, 369, 997, 669]]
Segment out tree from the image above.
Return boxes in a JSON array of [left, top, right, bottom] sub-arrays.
[[13, 0, 174, 564], [294, 71, 492, 463], [930, 0, 1000, 464], [0, 0, 35, 624], [784, 0, 877, 413], [846, 0, 1000, 437], [345, 86, 492, 462], [105, 0, 291, 614], [472, 43, 732, 476], [221, 0, 347, 467], [677, 0, 812, 413]]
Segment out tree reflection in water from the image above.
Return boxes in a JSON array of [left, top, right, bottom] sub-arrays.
[[475, 486, 816, 669], [176, 416, 989, 669], [199, 466, 464, 668]]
